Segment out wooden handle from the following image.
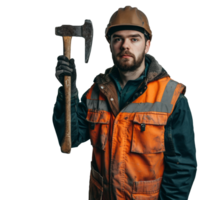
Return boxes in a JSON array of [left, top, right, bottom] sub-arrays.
[[61, 36, 72, 153]]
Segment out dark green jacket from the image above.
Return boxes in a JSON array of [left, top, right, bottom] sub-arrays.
[[53, 54, 197, 199]]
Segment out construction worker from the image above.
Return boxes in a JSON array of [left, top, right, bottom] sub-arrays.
[[53, 6, 197, 200]]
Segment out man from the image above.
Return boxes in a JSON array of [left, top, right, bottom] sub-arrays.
[[53, 6, 197, 200]]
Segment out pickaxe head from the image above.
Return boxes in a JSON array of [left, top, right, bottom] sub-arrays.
[[55, 20, 93, 63]]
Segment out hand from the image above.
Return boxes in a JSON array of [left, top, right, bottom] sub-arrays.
[[55, 54, 78, 94], [56, 55, 76, 84]]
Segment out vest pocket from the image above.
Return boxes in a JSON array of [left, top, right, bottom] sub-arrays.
[[86, 110, 110, 151], [131, 113, 168, 154], [131, 177, 162, 199], [89, 162, 104, 200]]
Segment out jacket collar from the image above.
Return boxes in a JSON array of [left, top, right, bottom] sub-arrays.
[[93, 54, 170, 85]]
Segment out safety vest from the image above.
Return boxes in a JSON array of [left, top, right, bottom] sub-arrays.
[[86, 76, 185, 200]]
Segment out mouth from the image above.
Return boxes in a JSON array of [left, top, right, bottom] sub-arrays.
[[121, 55, 132, 58]]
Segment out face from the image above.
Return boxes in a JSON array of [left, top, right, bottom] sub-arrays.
[[109, 30, 150, 72]]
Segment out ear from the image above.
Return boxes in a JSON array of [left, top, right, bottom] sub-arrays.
[[145, 40, 151, 54], [108, 43, 110, 52]]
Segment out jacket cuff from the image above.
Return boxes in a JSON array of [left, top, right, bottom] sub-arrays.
[[71, 88, 78, 99], [57, 86, 78, 102], [57, 86, 64, 102]]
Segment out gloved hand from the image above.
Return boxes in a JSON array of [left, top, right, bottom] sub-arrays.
[[55, 55, 77, 94]]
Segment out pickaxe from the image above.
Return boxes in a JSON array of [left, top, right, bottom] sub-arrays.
[[55, 20, 93, 153]]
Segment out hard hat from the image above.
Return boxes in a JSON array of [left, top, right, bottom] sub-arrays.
[[105, 6, 152, 42]]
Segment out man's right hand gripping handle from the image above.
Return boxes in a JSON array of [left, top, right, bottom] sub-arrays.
[[55, 55, 77, 95]]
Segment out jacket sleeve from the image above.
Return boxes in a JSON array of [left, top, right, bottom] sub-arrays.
[[159, 94, 197, 200], [52, 86, 90, 149]]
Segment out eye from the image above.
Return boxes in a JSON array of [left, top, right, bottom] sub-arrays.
[[114, 38, 138, 42], [114, 38, 121, 42], [133, 38, 138, 41]]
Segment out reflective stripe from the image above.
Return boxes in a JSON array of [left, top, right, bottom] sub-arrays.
[[161, 80, 178, 104], [91, 84, 99, 99], [87, 80, 179, 113], [121, 102, 173, 113], [86, 99, 110, 111]]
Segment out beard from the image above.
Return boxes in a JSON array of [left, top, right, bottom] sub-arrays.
[[112, 48, 146, 72]]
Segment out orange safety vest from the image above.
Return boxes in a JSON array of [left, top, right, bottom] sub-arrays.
[[86, 76, 185, 200]]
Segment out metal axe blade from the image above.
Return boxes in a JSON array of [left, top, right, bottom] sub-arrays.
[[55, 19, 93, 63], [82, 19, 95, 64]]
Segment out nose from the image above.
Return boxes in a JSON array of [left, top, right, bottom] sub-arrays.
[[121, 38, 130, 50]]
